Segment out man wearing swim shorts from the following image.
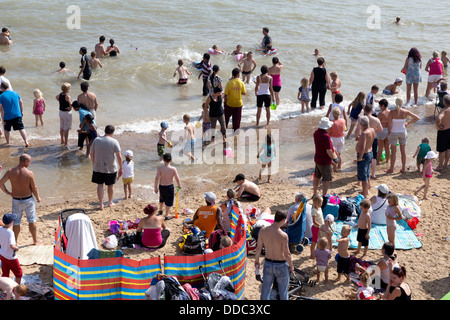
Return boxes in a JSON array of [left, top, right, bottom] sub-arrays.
[[233, 173, 261, 201], [435, 94, 450, 170], [0, 154, 41, 245], [90, 125, 123, 210], [355, 116, 376, 198]]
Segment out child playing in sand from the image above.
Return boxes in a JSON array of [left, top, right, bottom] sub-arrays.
[[354, 199, 371, 258], [415, 150, 438, 200], [335, 224, 351, 283], [89, 51, 103, 69], [297, 77, 311, 113], [182, 114, 195, 161], [157, 121, 171, 161], [32, 89, 46, 127], [309, 195, 324, 259], [412, 137, 432, 172], [122, 150, 134, 199], [173, 59, 192, 85], [314, 237, 332, 283], [385, 193, 403, 246], [328, 71, 341, 103], [154, 153, 182, 220], [383, 78, 403, 95], [238, 52, 257, 84], [257, 134, 276, 184], [346, 92, 366, 139]]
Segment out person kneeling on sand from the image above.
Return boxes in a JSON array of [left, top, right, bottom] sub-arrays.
[[136, 204, 170, 250], [185, 192, 224, 238], [233, 173, 261, 201]]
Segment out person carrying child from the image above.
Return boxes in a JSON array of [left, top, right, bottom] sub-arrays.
[[335, 224, 351, 283], [354, 199, 371, 258], [297, 77, 311, 113], [122, 150, 134, 199], [414, 150, 438, 200], [32, 89, 46, 127], [412, 137, 431, 172], [314, 237, 332, 283]]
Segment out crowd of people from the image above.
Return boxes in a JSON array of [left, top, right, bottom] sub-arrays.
[[0, 25, 448, 301]]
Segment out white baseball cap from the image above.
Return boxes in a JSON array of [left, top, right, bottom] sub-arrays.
[[375, 184, 389, 194], [203, 192, 216, 204], [125, 150, 133, 157]]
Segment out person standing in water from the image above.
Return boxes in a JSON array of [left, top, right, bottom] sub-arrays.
[[78, 47, 92, 80], [268, 57, 282, 106]]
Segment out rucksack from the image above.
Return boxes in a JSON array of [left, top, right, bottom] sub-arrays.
[[338, 199, 357, 221], [182, 232, 206, 255], [209, 229, 228, 251]]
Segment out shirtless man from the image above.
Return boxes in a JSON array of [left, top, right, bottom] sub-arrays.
[[238, 52, 256, 84], [233, 173, 261, 201], [355, 104, 383, 179], [355, 116, 376, 198], [0, 27, 12, 46], [154, 153, 182, 220], [94, 35, 110, 58], [0, 154, 41, 245], [435, 94, 450, 170], [77, 81, 98, 119], [255, 210, 293, 300]]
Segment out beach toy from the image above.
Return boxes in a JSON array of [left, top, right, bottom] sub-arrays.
[[174, 187, 180, 218], [109, 220, 121, 234], [270, 102, 277, 110], [407, 217, 419, 230], [235, 53, 243, 61], [195, 121, 201, 129], [183, 208, 194, 215], [167, 141, 173, 148]]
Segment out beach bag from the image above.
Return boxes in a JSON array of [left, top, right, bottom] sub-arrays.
[[103, 234, 118, 249], [182, 232, 206, 255], [209, 229, 228, 251], [322, 194, 340, 220], [338, 199, 357, 221]]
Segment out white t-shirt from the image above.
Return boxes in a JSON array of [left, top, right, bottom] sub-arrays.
[[0, 227, 17, 260], [329, 103, 345, 120], [122, 160, 134, 178], [0, 76, 13, 91]]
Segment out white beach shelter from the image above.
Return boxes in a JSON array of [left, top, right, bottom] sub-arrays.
[[65, 213, 98, 260]]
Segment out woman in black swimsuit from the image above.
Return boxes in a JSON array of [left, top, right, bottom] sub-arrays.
[[309, 57, 330, 110], [107, 38, 120, 57], [383, 265, 412, 300]]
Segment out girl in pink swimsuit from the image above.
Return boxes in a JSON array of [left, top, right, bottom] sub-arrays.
[[32, 89, 46, 127], [415, 151, 438, 200], [268, 57, 283, 106]]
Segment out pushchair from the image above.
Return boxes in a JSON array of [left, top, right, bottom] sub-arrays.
[[59, 208, 87, 252], [199, 260, 238, 300], [286, 198, 310, 253], [256, 267, 317, 300]]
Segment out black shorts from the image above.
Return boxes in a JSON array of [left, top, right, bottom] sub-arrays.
[[92, 171, 117, 186], [257, 94, 271, 108], [240, 190, 260, 202], [357, 228, 369, 246], [337, 255, 350, 275], [4, 117, 24, 131], [372, 138, 378, 160], [272, 86, 281, 92], [159, 184, 174, 207], [436, 129, 450, 152]]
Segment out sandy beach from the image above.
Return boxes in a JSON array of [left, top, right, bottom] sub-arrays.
[[15, 140, 450, 300]]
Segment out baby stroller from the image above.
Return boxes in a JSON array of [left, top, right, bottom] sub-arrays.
[[59, 208, 87, 252], [199, 260, 238, 300], [256, 267, 317, 300], [286, 198, 310, 253]]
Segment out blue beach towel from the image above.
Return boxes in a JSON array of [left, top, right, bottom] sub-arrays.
[[331, 220, 422, 250]]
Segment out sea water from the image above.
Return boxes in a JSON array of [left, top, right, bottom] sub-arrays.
[[0, 0, 446, 206]]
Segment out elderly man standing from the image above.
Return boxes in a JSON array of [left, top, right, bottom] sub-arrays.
[[0, 82, 29, 147], [313, 117, 338, 196], [0, 154, 41, 245], [435, 94, 450, 170], [90, 125, 123, 210]]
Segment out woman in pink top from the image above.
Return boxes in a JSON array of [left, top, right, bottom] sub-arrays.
[[268, 57, 283, 106], [425, 51, 444, 98], [136, 204, 170, 249], [329, 107, 346, 170]]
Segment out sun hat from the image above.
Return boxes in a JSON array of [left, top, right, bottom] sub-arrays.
[[318, 117, 333, 130], [125, 150, 133, 157], [395, 77, 403, 83], [2, 213, 17, 225], [325, 214, 334, 222], [203, 192, 217, 204], [161, 121, 168, 129], [424, 151, 438, 159], [375, 184, 389, 194]]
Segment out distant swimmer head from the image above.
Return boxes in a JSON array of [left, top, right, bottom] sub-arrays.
[[161, 121, 168, 129], [59, 61, 66, 69]]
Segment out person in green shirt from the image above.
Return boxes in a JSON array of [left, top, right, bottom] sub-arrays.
[[224, 68, 246, 131], [413, 137, 431, 172]]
